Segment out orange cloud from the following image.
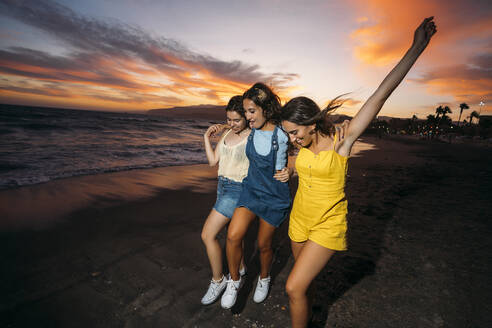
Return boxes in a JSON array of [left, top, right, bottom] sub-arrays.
[[343, 98, 362, 107], [416, 72, 492, 110], [350, 0, 438, 65], [349, 0, 492, 113], [0, 1, 299, 111], [0, 44, 287, 111]]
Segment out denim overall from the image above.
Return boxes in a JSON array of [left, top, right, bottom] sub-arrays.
[[236, 126, 291, 227]]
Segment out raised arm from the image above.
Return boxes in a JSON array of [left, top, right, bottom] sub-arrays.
[[342, 17, 437, 150], [203, 124, 229, 166]]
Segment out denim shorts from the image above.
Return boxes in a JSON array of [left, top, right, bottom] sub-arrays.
[[213, 176, 243, 219]]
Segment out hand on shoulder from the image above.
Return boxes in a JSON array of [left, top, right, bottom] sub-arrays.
[[205, 124, 230, 138], [334, 120, 351, 157]]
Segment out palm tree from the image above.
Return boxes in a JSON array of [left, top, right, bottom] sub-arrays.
[[441, 115, 452, 126], [469, 111, 480, 125], [410, 115, 418, 134], [433, 105, 452, 135], [440, 106, 452, 119], [433, 106, 443, 135], [457, 103, 469, 126], [439, 106, 452, 125], [435, 105, 443, 121], [426, 114, 436, 138]]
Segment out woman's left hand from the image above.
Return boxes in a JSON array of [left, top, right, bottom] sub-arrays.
[[274, 167, 290, 182], [413, 16, 437, 51]]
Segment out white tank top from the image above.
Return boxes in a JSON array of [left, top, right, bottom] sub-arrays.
[[217, 129, 249, 182]]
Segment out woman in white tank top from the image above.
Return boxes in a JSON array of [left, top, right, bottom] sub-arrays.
[[200, 95, 251, 305]]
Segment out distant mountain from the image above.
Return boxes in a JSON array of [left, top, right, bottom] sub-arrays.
[[376, 115, 395, 122], [147, 104, 226, 120]]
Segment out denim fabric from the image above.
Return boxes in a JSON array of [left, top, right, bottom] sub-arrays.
[[213, 176, 243, 219], [236, 126, 292, 227]]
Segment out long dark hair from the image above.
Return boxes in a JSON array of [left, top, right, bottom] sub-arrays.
[[281, 95, 346, 136], [225, 95, 246, 119], [243, 82, 282, 124]]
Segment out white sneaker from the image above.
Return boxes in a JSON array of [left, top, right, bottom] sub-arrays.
[[220, 277, 242, 309], [201, 276, 227, 305], [253, 276, 271, 303], [239, 265, 247, 277]]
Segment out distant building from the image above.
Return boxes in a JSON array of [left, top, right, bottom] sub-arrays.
[[376, 116, 393, 122], [479, 115, 492, 126], [479, 115, 492, 138]]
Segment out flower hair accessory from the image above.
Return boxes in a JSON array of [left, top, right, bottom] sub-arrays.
[[256, 88, 267, 102]]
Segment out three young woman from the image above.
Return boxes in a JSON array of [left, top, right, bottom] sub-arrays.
[[200, 96, 250, 305], [201, 16, 436, 327], [279, 17, 437, 327]]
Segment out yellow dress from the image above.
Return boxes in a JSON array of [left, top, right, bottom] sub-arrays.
[[288, 135, 348, 251]]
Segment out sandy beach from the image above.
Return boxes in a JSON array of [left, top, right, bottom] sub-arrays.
[[1, 136, 491, 328]]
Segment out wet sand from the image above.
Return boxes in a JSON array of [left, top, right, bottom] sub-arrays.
[[0, 136, 491, 328]]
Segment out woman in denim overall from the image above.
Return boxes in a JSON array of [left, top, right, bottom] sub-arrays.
[[221, 83, 291, 309], [239, 126, 291, 224]]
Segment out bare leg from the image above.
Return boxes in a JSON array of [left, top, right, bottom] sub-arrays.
[[201, 209, 230, 281], [291, 240, 305, 261], [285, 240, 335, 328], [240, 240, 246, 274], [290, 241, 314, 320], [226, 207, 256, 281], [257, 218, 276, 279]]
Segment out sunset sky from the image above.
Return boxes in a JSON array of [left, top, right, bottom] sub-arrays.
[[0, 0, 490, 119]]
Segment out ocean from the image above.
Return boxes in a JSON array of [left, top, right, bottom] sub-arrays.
[[0, 104, 219, 190]]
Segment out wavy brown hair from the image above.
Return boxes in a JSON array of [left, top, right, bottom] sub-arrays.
[[225, 95, 246, 119], [280, 95, 347, 136], [243, 82, 282, 124]]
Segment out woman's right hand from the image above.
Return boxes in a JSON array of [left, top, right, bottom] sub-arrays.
[[334, 120, 350, 142], [204, 124, 229, 138], [273, 167, 291, 182]]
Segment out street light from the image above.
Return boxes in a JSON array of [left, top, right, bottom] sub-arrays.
[[478, 101, 484, 115]]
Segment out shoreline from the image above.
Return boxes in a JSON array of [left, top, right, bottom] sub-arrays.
[[0, 138, 377, 231], [1, 136, 491, 327], [4, 132, 489, 194], [0, 164, 218, 230]]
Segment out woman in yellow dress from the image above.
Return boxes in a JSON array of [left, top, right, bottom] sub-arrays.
[[277, 17, 437, 327]]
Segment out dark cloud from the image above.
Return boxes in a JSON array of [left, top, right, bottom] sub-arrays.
[[0, 48, 144, 89], [413, 54, 492, 83], [0, 85, 72, 97], [269, 72, 301, 84], [470, 54, 492, 71], [0, 47, 80, 70], [0, 0, 298, 88], [408, 52, 492, 105]]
